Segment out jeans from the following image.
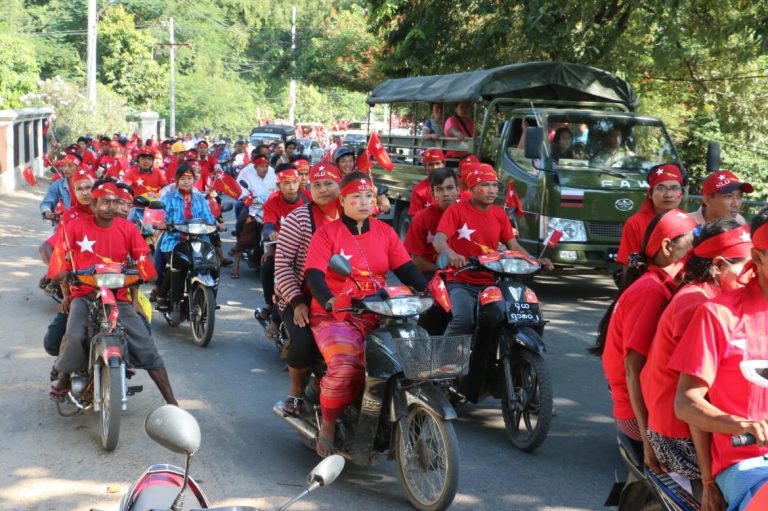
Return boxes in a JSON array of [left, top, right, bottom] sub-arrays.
[[444, 282, 483, 336], [716, 455, 768, 511], [44, 312, 68, 356]]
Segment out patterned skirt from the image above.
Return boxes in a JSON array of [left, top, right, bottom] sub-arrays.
[[648, 428, 701, 480]]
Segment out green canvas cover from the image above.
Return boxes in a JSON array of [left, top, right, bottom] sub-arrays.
[[366, 62, 637, 110]]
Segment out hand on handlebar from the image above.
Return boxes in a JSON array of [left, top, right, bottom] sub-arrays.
[[739, 420, 768, 448], [43, 211, 56, 220], [446, 250, 467, 269], [539, 257, 554, 272]]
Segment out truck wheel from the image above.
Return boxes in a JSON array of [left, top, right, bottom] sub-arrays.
[[396, 210, 412, 242]]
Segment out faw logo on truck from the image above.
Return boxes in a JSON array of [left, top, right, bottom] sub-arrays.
[[614, 198, 635, 211]]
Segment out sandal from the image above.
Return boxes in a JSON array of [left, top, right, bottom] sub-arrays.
[[49, 385, 68, 400], [316, 434, 337, 458], [283, 396, 304, 417], [230, 271, 239, 279], [264, 322, 279, 340]]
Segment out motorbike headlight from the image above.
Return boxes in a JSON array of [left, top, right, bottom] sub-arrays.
[[484, 258, 539, 274], [186, 223, 217, 235], [94, 273, 126, 289], [542, 217, 587, 242], [387, 296, 434, 316]]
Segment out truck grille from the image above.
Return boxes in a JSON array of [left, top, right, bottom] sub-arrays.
[[588, 222, 624, 239]]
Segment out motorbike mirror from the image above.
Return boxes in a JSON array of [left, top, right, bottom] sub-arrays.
[[436, 252, 449, 270], [739, 360, 768, 388], [133, 196, 150, 208], [239, 179, 249, 190], [149, 200, 166, 210], [144, 405, 201, 456], [524, 127, 544, 160], [307, 454, 345, 488], [328, 254, 352, 277], [220, 202, 234, 213]]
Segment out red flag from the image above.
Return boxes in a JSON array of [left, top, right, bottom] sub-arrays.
[[43, 118, 50, 137], [22, 166, 37, 186], [99, 287, 120, 332], [357, 149, 372, 173], [212, 172, 242, 199], [44, 155, 52, 168], [208, 196, 222, 218], [135, 253, 157, 282], [428, 273, 451, 312], [142, 208, 165, 227], [367, 132, 394, 172], [243, 193, 254, 207], [543, 229, 563, 249], [505, 182, 524, 218]]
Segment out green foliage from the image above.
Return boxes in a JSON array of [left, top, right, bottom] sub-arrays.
[[0, 34, 40, 108]]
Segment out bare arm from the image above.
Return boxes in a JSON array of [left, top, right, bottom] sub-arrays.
[[626, 349, 662, 472], [412, 254, 437, 272], [433, 232, 466, 268]]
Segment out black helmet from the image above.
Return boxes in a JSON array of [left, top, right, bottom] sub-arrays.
[[333, 146, 355, 164]]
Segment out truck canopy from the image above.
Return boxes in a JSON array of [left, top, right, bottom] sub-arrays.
[[366, 62, 637, 110]]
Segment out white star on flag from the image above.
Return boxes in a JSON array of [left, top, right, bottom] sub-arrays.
[[76, 235, 96, 253], [426, 231, 435, 244], [375, 143, 382, 149], [101, 289, 108, 297], [481, 291, 489, 299], [339, 248, 353, 261], [457, 223, 475, 241], [437, 280, 446, 291], [740, 231, 751, 242], [676, 212, 689, 219]]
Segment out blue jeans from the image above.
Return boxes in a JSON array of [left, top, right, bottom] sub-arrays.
[[44, 312, 69, 356], [444, 282, 483, 336], [716, 455, 768, 511]]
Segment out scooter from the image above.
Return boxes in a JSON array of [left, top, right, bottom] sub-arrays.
[[236, 180, 265, 272], [273, 255, 468, 511], [115, 405, 345, 511], [435, 249, 553, 452], [131, 196, 165, 255], [53, 263, 144, 451]]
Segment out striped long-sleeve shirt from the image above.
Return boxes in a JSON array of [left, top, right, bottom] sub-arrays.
[[274, 203, 316, 312]]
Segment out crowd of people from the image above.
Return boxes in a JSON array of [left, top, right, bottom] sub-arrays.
[[595, 162, 768, 510]]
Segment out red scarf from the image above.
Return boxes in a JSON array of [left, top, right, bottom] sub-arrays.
[[180, 189, 193, 219]]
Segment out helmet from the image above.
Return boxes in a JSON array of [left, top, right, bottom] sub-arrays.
[[171, 141, 186, 154], [333, 146, 355, 164]]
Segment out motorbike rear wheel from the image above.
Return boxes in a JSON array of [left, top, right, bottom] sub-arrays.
[[501, 349, 553, 452], [100, 364, 122, 451], [190, 286, 216, 347], [394, 403, 459, 511]]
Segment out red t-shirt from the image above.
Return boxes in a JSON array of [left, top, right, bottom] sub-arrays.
[[408, 178, 432, 216], [122, 166, 168, 197], [55, 215, 153, 301], [404, 204, 443, 263], [601, 266, 677, 420], [81, 150, 97, 171], [198, 154, 218, 176], [263, 193, 309, 232], [304, 218, 411, 314], [669, 280, 768, 476], [436, 200, 515, 286], [193, 168, 212, 192], [641, 282, 718, 438], [99, 155, 129, 180], [617, 200, 656, 265], [164, 157, 180, 183]]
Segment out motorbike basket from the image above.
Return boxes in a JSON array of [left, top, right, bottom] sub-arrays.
[[394, 335, 471, 380]]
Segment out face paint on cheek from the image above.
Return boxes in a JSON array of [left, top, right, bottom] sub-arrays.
[[349, 200, 358, 207], [675, 192, 683, 199]]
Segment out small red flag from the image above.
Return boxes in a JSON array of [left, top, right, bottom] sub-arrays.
[[543, 229, 563, 249], [22, 166, 37, 186], [367, 132, 394, 172], [212, 172, 242, 199], [142, 208, 165, 227], [357, 149, 372, 173], [208, 196, 222, 218], [505, 182, 524, 218], [135, 253, 157, 282], [428, 273, 451, 312], [43, 118, 50, 137], [243, 193, 254, 207]]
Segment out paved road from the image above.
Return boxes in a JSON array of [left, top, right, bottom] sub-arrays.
[[0, 188, 623, 511]]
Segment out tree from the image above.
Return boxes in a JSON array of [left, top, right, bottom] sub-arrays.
[[0, 34, 40, 108]]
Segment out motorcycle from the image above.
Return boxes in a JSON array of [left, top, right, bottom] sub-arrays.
[[131, 196, 165, 255], [158, 204, 231, 347], [236, 179, 265, 272], [53, 263, 145, 451], [606, 360, 768, 511], [435, 249, 553, 452], [114, 405, 345, 511], [273, 255, 468, 511]]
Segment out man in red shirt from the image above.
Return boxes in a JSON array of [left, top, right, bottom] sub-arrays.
[[196, 140, 221, 177], [98, 140, 130, 180], [674, 207, 768, 509], [433, 162, 552, 336], [408, 147, 446, 215], [405, 167, 458, 274], [49, 181, 177, 405], [121, 146, 168, 198]]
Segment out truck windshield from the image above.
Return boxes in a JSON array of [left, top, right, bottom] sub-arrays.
[[544, 114, 679, 173]]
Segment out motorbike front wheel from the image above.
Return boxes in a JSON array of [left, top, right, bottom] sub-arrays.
[[501, 349, 553, 452], [100, 364, 122, 451], [190, 286, 216, 347], [394, 403, 459, 511]]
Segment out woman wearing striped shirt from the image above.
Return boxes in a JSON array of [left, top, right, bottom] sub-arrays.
[[275, 162, 342, 417]]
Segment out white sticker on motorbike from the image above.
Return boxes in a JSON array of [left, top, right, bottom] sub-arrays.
[[508, 286, 522, 302], [191, 242, 202, 253]]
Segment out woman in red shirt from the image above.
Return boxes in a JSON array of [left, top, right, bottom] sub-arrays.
[[304, 171, 427, 456], [594, 208, 697, 471]]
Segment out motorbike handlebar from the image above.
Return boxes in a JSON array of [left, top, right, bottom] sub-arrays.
[[731, 434, 756, 447]]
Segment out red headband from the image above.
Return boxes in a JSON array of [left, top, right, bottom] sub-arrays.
[[340, 177, 375, 196], [309, 162, 341, 184], [92, 182, 120, 199], [72, 168, 96, 183], [645, 209, 698, 259], [693, 225, 752, 259], [57, 154, 81, 167], [464, 163, 498, 189], [294, 159, 310, 172], [423, 147, 445, 165], [648, 164, 683, 188], [738, 223, 768, 283], [116, 187, 133, 202], [253, 156, 269, 166], [277, 168, 300, 183]]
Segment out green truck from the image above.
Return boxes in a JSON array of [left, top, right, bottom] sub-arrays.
[[366, 62, 696, 273]]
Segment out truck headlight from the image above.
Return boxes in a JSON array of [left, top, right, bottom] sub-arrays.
[[542, 217, 587, 242]]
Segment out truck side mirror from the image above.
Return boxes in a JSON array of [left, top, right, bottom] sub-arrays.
[[706, 141, 721, 172], [524, 127, 544, 160]]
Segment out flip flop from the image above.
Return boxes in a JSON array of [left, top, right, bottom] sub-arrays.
[[316, 434, 337, 458], [49, 386, 68, 400], [230, 272, 239, 279]]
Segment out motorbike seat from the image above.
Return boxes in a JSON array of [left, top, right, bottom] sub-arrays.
[[616, 430, 643, 469], [129, 485, 205, 511]]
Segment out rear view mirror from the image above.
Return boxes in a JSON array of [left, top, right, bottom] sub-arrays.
[[133, 196, 150, 208], [328, 254, 352, 277], [144, 405, 201, 456], [706, 141, 721, 172], [220, 202, 234, 213], [308, 454, 345, 487], [148, 200, 165, 210], [239, 180, 249, 190], [524, 127, 544, 159]]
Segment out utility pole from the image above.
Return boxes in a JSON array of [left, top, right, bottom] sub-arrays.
[[288, 5, 297, 126], [86, 0, 98, 104], [169, 17, 176, 136]]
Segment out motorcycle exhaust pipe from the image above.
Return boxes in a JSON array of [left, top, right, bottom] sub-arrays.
[[272, 402, 317, 441]]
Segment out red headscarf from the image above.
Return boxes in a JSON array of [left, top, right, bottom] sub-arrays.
[[693, 225, 752, 259], [645, 209, 698, 259], [463, 163, 498, 189], [68, 168, 95, 215]]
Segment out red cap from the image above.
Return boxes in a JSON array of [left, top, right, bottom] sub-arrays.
[[91, 181, 120, 200], [423, 147, 445, 166], [276, 167, 300, 183], [137, 146, 155, 158], [702, 170, 754, 196], [57, 154, 82, 167], [72, 167, 96, 183], [309, 162, 341, 183], [647, 163, 683, 188], [645, 209, 698, 259], [184, 149, 199, 160], [253, 155, 269, 167], [294, 159, 310, 172], [463, 163, 498, 189]]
